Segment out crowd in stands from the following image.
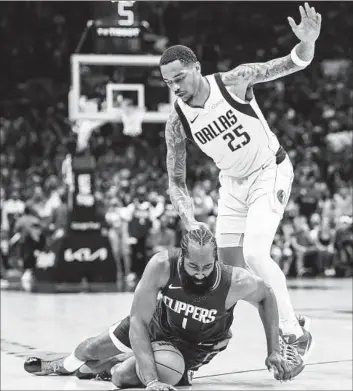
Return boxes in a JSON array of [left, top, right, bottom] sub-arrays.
[[1, 2, 352, 289]]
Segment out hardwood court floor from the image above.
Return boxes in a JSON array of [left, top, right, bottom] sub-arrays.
[[1, 278, 352, 390]]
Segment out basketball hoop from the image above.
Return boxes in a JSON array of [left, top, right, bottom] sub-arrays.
[[120, 103, 145, 137]]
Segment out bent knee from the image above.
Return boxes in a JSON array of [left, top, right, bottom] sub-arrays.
[[80, 334, 112, 360], [243, 233, 274, 261], [82, 338, 101, 360], [243, 245, 272, 267], [111, 369, 140, 389], [111, 368, 130, 388], [111, 357, 140, 388]]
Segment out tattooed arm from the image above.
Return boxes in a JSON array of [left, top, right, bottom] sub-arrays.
[[165, 110, 201, 231], [221, 43, 313, 90], [222, 3, 321, 94]]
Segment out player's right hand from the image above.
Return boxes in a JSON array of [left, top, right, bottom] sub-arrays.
[[265, 352, 293, 382], [146, 380, 176, 391]]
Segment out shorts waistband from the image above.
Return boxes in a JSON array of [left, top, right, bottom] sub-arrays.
[[220, 145, 287, 180], [276, 145, 286, 165]]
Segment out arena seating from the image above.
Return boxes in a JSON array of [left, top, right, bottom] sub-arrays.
[[1, 2, 352, 289]]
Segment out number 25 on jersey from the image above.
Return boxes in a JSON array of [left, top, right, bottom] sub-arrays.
[[223, 124, 251, 152]]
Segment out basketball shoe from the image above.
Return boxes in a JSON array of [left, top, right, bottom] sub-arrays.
[[277, 336, 305, 380], [275, 315, 314, 380], [280, 315, 314, 363], [24, 357, 70, 375]]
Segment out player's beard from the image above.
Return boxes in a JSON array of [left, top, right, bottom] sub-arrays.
[[179, 258, 218, 296]]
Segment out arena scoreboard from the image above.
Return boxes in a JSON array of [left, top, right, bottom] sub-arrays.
[[92, 1, 146, 54]]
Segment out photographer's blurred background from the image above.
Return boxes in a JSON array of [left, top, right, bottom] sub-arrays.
[[0, 1, 352, 292]]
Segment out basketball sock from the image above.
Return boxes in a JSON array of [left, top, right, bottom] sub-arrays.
[[257, 258, 303, 339], [63, 352, 86, 372], [243, 201, 304, 341], [77, 364, 95, 374], [244, 252, 303, 339]]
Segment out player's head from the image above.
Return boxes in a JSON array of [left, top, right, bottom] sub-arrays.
[[180, 226, 218, 295], [160, 45, 202, 103], [11, 188, 20, 200]]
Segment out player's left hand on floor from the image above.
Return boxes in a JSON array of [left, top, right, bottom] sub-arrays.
[[265, 352, 292, 382], [146, 380, 176, 391]]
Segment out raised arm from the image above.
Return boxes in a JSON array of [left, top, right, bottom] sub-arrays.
[[226, 268, 292, 381], [165, 110, 199, 231], [129, 250, 170, 386], [222, 3, 321, 91]]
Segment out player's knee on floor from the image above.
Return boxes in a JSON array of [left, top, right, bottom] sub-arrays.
[[111, 356, 140, 388]]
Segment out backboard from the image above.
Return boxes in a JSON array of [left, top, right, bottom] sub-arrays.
[[69, 54, 174, 123]]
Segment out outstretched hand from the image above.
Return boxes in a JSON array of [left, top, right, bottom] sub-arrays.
[[265, 352, 293, 382], [288, 2, 322, 43]]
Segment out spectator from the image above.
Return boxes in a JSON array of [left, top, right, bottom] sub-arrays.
[[333, 216, 353, 277], [50, 191, 69, 237], [333, 186, 353, 219], [27, 185, 50, 221], [105, 196, 131, 286], [44, 175, 63, 216], [291, 216, 319, 277], [20, 221, 46, 292], [147, 191, 165, 223], [273, 221, 295, 277], [1, 188, 25, 235], [192, 185, 214, 224], [0, 187, 11, 271], [296, 179, 323, 222], [310, 215, 335, 276], [207, 215, 217, 235], [148, 213, 177, 255], [128, 203, 153, 282]]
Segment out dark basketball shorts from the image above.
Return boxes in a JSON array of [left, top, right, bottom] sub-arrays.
[[108, 315, 232, 372]]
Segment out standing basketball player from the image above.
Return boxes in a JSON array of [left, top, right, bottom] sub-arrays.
[[161, 3, 320, 361], [24, 228, 302, 389]]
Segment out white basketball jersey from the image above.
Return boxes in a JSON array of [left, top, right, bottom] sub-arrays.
[[175, 73, 280, 178]]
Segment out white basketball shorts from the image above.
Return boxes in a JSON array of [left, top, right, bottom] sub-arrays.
[[215, 155, 294, 245]]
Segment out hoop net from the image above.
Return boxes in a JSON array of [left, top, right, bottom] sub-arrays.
[[120, 102, 145, 137]]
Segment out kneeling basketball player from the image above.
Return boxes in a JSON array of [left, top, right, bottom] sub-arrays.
[[24, 227, 303, 389]]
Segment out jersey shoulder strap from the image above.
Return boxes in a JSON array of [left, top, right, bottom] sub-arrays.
[[174, 101, 194, 142], [168, 247, 181, 265], [217, 263, 233, 295], [214, 73, 258, 119], [160, 248, 181, 294], [218, 263, 237, 311]]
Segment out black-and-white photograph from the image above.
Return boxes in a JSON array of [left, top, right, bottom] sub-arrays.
[[1, 1, 352, 390]]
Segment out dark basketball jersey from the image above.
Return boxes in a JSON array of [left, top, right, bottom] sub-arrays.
[[153, 248, 235, 344]]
